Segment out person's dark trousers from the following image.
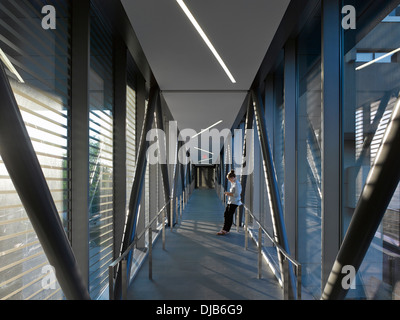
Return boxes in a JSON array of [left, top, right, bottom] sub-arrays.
[[223, 204, 238, 232]]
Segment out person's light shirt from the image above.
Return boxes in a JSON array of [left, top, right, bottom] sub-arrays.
[[228, 180, 242, 206]]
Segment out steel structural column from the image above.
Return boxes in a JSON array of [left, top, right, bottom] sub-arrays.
[[155, 92, 171, 226], [284, 39, 297, 256], [239, 93, 254, 226], [115, 85, 159, 298], [321, 95, 400, 300], [71, 0, 90, 290], [321, 0, 341, 288], [0, 63, 91, 300], [251, 89, 296, 298]]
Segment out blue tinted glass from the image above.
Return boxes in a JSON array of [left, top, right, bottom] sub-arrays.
[[296, 9, 322, 299], [342, 1, 400, 300]]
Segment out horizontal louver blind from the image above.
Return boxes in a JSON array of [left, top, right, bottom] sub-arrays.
[[126, 60, 136, 208], [369, 98, 395, 164], [0, 0, 70, 300], [121, 62, 136, 256], [88, 1, 114, 299], [369, 98, 399, 240]]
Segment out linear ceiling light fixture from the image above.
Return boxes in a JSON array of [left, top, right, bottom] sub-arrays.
[[199, 157, 213, 163], [194, 147, 214, 155], [356, 47, 400, 71], [176, 0, 236, 83], [0, 48, 24, 83], [191, 120, 223, 139]]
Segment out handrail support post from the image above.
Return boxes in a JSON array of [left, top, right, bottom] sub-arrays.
[[283, 258, 289, 300], [121, 260, 127, 300], [149, 227, 153, 280], [109, 266, 114, 300], [236, 209, 240, 232], [176, 196, 179, 224], [297, 265, 302, 300], [162, 207, 166, 250], [258, 226, 262, 279], [244, 208, 249, 250], [170, 198, 174, 231]]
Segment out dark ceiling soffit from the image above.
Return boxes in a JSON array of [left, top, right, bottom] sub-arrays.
[[159, 92, 176, 122], [93, 0, 154, 86], [230, 92, 250, 131], [252, 0, 320, 90]]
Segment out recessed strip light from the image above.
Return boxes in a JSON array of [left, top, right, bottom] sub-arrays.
[[176, 0, 236, 83], [194, 147, 214, 155], [191, 120, 223, 139], [199, 157, 213, 163], [0, 48, 24, 83], [356, 47, 400, 71]]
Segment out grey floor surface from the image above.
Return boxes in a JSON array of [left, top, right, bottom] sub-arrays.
[[127, 188, 283, 300]]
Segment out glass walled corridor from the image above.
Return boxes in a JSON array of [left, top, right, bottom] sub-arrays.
[[0, 0, 399, 301]]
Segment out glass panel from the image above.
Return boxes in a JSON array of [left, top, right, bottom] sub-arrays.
[[273, 58, 285, 208], [0, 0, 70, 300], [126, 65, 136, 209], [342, 2, 400, 300], [122, 55, 136, 255], [296, 9, 322, 299], [88, 2, 114, 299], [256, 102, 279, 278]]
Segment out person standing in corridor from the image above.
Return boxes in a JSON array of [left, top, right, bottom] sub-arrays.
[[217, 170, 242, 235]]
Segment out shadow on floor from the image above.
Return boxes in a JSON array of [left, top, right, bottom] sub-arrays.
[[127, 188, 283, 300]]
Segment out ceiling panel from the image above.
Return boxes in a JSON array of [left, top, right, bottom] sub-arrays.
[[120, 0, 290, 139], [162, 91, 247, 134]]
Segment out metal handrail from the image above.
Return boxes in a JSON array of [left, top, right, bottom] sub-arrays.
[[108, 200, 169, 300], [108, 184, 192, 300], [242, 204, 302, 300], [110, 201, 169, 270]]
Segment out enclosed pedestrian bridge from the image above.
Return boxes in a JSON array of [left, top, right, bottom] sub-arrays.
[[1, 0, 399, 303]]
